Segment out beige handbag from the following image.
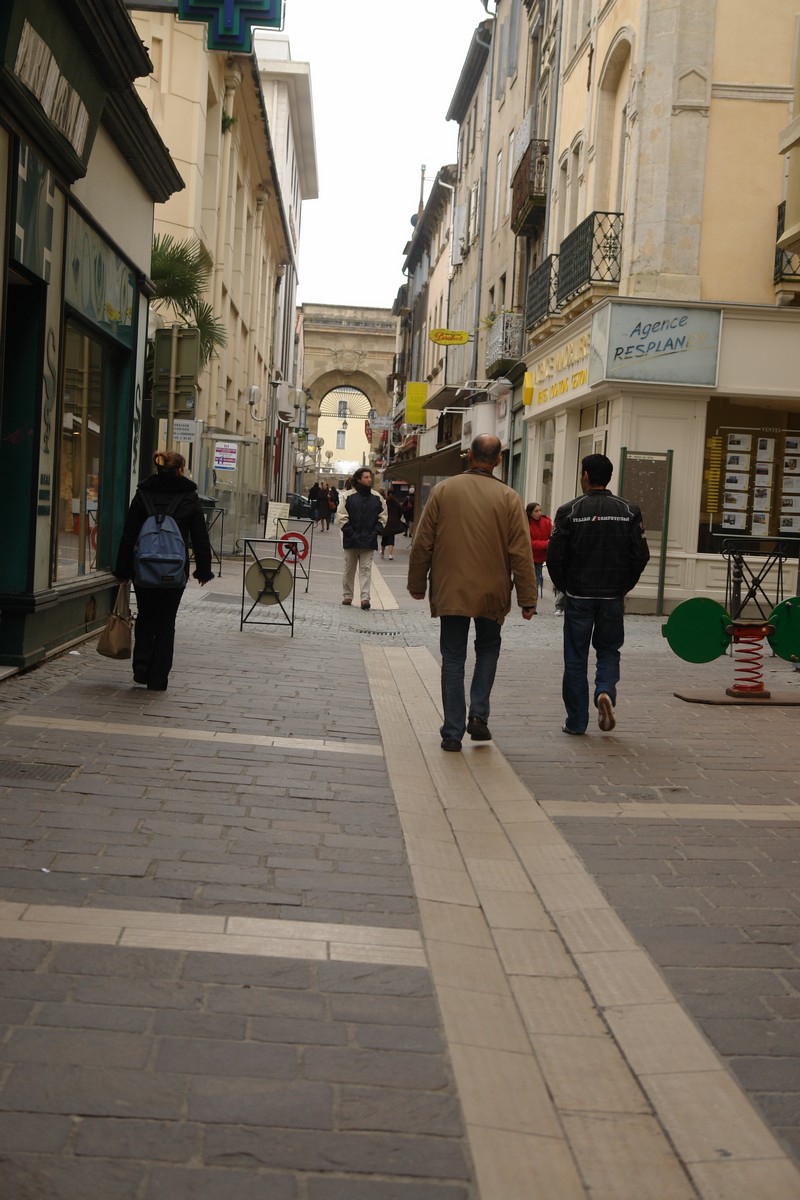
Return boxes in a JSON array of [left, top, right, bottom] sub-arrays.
[[96, 584, 133, 660]]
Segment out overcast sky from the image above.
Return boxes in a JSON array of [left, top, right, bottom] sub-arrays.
[[282, 0, 487, 309]]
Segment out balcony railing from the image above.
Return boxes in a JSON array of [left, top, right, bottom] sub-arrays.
[[510, 138, 550, 236], [485, 310, 523, 376], [774, 201, 800, 284], [526, 255, 560, 330], [556, 211, 623, 307]]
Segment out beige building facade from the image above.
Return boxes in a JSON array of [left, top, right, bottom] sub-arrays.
[[129, 14, 315, 545], [519, 0, 800, 612]]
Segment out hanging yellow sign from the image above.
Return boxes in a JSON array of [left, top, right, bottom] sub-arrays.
[[429, 329, 470, 346], [405, 382, 428, 425], [522, 372, 534, 406]]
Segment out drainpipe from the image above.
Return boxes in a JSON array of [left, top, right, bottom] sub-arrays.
[[209, 62, 242, 429], [543, 0, 563, 256], [437, 176, 456, 386], [471, 10, 497, 384]]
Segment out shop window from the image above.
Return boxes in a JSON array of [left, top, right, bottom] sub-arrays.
[[54, 323, 111, 581], [539, 418, 555, 516], [698, 397, 800, 554], [576, 403, 608, 492]]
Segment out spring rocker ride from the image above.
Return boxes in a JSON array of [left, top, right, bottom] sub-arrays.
[[662, 595, 800, 704]]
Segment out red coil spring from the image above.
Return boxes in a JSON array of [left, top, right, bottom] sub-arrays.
[[730, 628, 766, 694]]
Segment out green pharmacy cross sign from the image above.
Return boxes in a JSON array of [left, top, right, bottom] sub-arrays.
[[177, 0, 282, 52]]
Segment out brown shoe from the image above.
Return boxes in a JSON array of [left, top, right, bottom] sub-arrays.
[[342, 598, 352, 606]]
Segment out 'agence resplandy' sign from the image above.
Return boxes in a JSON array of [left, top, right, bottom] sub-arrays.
[[612, 314, 698, 362], [603, 303, 721, 386]]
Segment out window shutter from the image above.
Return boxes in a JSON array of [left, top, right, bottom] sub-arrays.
[[451, 204, 466, 265]]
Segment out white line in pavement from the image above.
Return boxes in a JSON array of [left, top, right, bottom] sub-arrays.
[[3, 715, 383, 757], [0, 901, 426, 967], [542, 800, 800, 821], [364, 644, 800, 1200]]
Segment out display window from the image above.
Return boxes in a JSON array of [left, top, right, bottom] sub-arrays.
[[699, 397, 800, 553], [54, 321, 122, 580]]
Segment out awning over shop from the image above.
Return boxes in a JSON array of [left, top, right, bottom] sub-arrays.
[[384, 442, 464, 484]]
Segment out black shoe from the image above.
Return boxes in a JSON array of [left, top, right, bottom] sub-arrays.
[[133, 672, 148, 685], [147, 683, 168, 692], [361, 600, 371, 610], [440, 737, 462, 752], [467, 716, 492, 741], [562, 723, 584, 736]]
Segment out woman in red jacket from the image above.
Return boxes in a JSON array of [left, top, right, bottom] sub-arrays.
[[526, 501, 552, 602]]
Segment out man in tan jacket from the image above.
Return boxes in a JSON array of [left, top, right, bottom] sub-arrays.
[[408, 434, 538, 751]]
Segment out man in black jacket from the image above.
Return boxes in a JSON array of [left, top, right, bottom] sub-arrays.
[[335, 467, 387, 610], [546, 454, 649, 735]]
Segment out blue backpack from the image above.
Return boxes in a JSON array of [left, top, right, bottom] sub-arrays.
[[133, 492, 188, 589]]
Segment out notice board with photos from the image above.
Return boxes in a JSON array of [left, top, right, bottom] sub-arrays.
[[705, 429, 800, 538]]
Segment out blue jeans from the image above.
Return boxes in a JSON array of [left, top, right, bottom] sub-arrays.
[[439, 616, 502, 741], [562, 596, 625, 733], [534, 562, 544, 599]]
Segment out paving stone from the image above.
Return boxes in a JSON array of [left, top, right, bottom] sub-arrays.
[[303, 1046, 448, 1090], [0, 1156, 143, 1199], [206, 986, 326, 1020], [49, 945, 183, 980], [33, 1002, 151, 1033], [75, 1117, 200, 1162], [0, 1111, 73, 1153], [187, 1078, 333, 1128], [0, 1064, 185, 1119], [249, 1015, 347, 1045], [157, 1037, 297, 1078], [144, 1167, 298, 1200], [307, 1183, 470, 1199], [181, 954, 315, 988], [338, 1086, 464, 1137], [203, 1125, 470, 1179], [318, 963, 432, 996], [1, 1027, 152, 1070], [0, 940, 50, 971]]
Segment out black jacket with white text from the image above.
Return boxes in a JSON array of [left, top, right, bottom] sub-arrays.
[[546, 489, 650, 599]]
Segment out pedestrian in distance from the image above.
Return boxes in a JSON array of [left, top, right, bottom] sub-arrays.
[[317, 481, 331, 532], [114, 450, 213, 691], [380, 489, 405, 560], [408, 434, 537, 752], [308, 479, 322, 523], [526, 501, 552, 602], [327, 484, 339, 522], [336, 466, 387, 610], [401, 491, 414, 538], [546, 452, 650, 736]]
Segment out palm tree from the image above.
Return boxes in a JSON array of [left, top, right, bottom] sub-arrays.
[[149, 234, 227, 367]]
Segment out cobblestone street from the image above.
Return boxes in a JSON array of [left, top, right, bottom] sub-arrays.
[[0, 533, 798, 1199]]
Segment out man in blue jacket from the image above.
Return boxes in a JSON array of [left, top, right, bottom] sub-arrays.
[[336, 467, 387, 610], [546, 454, 650, 735]]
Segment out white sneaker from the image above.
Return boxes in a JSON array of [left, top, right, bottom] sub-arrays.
[[597, 693, 616, 732]]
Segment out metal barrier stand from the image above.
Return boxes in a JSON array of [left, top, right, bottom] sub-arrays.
[[240, 538, 298, 635]]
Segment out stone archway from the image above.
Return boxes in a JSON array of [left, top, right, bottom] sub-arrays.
[[300, 304, 396, 423]]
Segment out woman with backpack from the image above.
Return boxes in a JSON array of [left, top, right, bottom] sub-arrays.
[[114, 450, 213, 691]]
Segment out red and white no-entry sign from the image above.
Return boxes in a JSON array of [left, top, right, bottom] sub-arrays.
[[278, 531, 310, 561]]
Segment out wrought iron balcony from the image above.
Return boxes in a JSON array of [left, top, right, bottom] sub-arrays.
[[526, 255, 560, 330], [485, 310, 523, 376], [556, 211, 623, 307], [386, 351, 407, 391], [510, 138, 549, 236], [774, 202, 800, 284]]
